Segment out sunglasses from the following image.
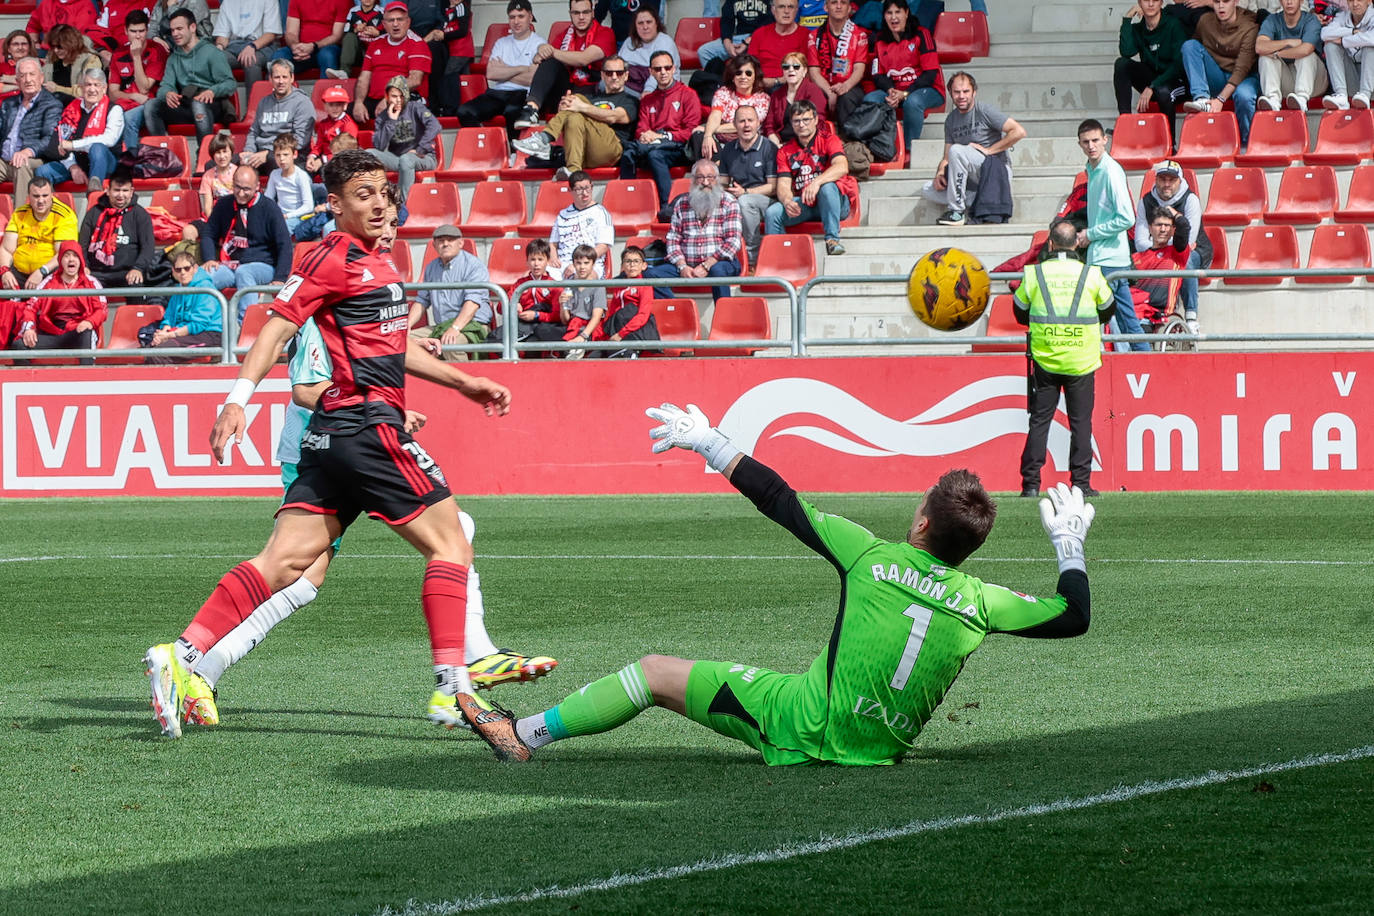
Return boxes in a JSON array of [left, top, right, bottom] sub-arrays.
[[651, 65, 674, 72], [780, 63, 802, 71], [171, 264, 196, 273], [602, 68, 626, 75]]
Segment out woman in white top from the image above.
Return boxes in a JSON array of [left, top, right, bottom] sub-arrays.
[[617, 8, 679, 95]]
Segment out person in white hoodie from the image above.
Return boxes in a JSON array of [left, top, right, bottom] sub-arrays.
[[1133, 159, 1211, 332], [1321, 0, 1374, 109]]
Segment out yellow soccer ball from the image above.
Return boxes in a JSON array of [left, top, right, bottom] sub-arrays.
[[906, 247, 992, 331]]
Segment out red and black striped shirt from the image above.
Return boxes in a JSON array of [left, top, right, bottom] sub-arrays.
[[272, 232, 410, 431]]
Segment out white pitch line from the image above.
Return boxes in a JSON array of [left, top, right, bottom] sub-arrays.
[[372, 744, 1374, 916]]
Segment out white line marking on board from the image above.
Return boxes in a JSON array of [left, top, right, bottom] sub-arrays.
[[370, 744, 1374, 916]]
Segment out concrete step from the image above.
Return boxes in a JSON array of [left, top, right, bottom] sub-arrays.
[[987, 33, 1119, 59], [911, 135, 1091, 168], [867, 193, 1065, 228], [1032, 4, 1136, 34]]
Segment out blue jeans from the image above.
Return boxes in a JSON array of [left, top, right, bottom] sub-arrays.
[[1181, 248, 1201, 315], [35, 144, 118, 185], [862, 86, 944, 143], [697, 36, 750, 67], [211, 261, 279, 318], [1181, 39, 1259, 142], [969, 0, 986, 11], [1108, 277, 1151, 352], [644, 258, 740, 302], [122, 105, 145, 150], [271, 44, 342, 74], [620, 140, 690, 207], [764, 183, 851, 241]]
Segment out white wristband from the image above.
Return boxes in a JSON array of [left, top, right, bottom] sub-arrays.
[[1051, 537, 1086, 575], [225, 377, 256, 410], [698, 429, 741, 473]]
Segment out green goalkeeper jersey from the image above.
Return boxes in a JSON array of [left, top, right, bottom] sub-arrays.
[[786, 498, 1072, 766]]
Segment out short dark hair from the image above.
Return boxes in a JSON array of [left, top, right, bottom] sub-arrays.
[[124, 9, 150, 26], [323, 148, 386, 196], [921, 469, 996, 566], [168, 7, 197, 27], [649, 49, 674, 68], [621, 244, 645, 261], [567, 169, 592, 188], [525, 238, 551, 257], [571, 244, 597, 262], [1048, 218, 1078, 251], [1150, 210, 1176, 225], [790, 99, 819, 121], [29, 175, 52, 192], [1077, 118, 1106, 138], [947, 70, 976, 92], [109, 167, 135, 187], [207, 132, 235, 156]]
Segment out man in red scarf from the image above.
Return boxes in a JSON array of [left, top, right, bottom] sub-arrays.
[[79, 169, 159, 291], [10, 240, 107, 363], [35, 69, 123, 192]]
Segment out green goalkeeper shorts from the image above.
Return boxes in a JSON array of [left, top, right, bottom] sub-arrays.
[[684, 660, 822, 766]]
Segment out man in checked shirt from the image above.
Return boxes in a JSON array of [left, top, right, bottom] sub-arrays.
[[644, 158, 742, 302]]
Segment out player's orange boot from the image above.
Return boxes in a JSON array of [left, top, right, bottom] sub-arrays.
[[455, 693, 531, 762]]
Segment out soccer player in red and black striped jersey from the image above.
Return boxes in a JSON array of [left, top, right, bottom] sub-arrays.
[[144, 149, 514, 744]]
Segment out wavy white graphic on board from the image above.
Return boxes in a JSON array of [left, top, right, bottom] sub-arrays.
[[716, 377, 1101, 471]]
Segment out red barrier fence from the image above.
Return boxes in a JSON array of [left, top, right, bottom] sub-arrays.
[[2, 352, 1368, 497]]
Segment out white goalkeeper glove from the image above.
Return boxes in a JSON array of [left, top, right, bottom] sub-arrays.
[[1038, 483, 1096, 574], [645, 402, 741, 472]]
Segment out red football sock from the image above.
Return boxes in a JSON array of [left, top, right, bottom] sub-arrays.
[[181, 562, 273, 653], [422, 561, 468, 667]]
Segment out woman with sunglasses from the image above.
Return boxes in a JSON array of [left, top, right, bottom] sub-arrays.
[[763, 50, 829, 147], [617, 7, 679, 96], [692, 52, 769, 159], [864, 0, 944, 144], [141, 250, 223, 363]]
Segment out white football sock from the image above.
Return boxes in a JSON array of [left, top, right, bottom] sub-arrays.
[[193, 576, 319, 688], [516, 712, 556, 749], [434, 663, 474, 696], [458, 511, 499, 662]]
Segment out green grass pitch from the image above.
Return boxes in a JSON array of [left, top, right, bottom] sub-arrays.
[[2, 490, 1372, 915]]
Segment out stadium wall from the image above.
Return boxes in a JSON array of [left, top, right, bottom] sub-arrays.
[[1, 354, 1369, 496]]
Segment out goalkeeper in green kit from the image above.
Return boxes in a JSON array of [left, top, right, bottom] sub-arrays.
[[460, 403, 1096, 765]]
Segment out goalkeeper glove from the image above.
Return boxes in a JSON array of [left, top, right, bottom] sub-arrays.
[[645, 402, 741, 472], [1039, 483, 1096, 574]]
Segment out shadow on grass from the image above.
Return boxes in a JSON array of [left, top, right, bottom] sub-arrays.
[[7, 687, 1374, 916]]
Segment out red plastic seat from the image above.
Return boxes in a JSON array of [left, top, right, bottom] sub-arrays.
[[135, 135, 192, 190], [1265, 165, 1338, 224], [674, 18, 720, 69], [150, 188, 201, 223], [310, 77, 356, 118], [933, 11, 989, 63], [1203, 167, 1268, 226], [649, 176, 694, 231], [1110, 113, 1172, 170], [194, 130, 247, 175], [648, 298, 699, 356], [1229, 224, 1299, 285], [1236, 111, 1309, 167], [398, 183, 461, 238], [231, 81, 275, 129], [471, 23, 510, 75], [103, 303, 165, 364], [237, 302, 275, 349], [1336, 164, 1374, 222], [458, 72, 487, 104], [1173, 111, 1239, 168], [703, 296, 770, 356], [601, 179, 658, 233], [1199, 225, 1228, 287], [439, 127, 508, 180], [460, 180, 526, 236], [1305, 109, 1374, 164], [1138, 165, 1200, 200], [1296, 224, 1371, 284], [520, 180, 573, 237], [387, 238, 413, 281], [488, 237, 534, 290], [970, 294, 1026, 353], [742, 234, 816, 292]]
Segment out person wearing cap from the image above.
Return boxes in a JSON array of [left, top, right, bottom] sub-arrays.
[[457, 0, 545, 132], [411, 224, 494, 360], [1014, 217, 1116, 499], [353, 1, 432, 124], [9, 240, 107, 364], [1133, 158, 1211, 333], [1076, 117, 1149, 353], [241, 58, 316, 174], [307, 84, 360, 173], [509, 0, 617, 130], [212, 0, 283, 87], [372, 74, 441, 215]]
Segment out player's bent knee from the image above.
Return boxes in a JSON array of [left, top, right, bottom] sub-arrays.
[[639, 654, 693, 712]]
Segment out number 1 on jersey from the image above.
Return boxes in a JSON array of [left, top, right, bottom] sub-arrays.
[[890, 604, 934, 691]]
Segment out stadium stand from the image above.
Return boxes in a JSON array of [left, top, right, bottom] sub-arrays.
[[1173, 112, 1239, 170], [648, 298, 699, 357], [703, 296, 771, 356]]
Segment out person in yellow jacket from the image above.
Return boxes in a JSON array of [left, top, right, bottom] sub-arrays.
[[1014, 217, 1116, 498]]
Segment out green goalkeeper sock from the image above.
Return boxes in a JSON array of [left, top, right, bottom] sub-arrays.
[[516, 662, 654, 749]]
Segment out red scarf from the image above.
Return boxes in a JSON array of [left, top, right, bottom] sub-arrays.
[[57, 96, 111, 144], [220, 193, 259, 267], [89, 198, 128, 267]]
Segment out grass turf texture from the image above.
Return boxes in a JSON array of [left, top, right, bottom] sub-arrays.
[[2, 492, 1372, 916]]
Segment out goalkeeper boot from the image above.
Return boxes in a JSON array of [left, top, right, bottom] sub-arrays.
[[182, 672, 219, 727], [467, 650, 559, 690], [144, 643, 191, 739], [455, 692, 532, 762], [426, 690, 472, 730]]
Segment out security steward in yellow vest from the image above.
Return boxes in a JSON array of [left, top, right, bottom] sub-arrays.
[[1014, 217, 1116, 498]]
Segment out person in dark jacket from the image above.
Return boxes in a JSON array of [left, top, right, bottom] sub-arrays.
[[199, 164, 293, 317], [78, 170, 159, 291], [1114, 0, 1187, 147], [0, 57, 62, 204], [371, 75, 440, 219]]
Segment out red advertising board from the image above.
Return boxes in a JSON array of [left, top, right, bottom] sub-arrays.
[[1, 353, 1368, 497]]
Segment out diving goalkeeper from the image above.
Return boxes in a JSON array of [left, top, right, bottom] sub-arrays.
[[460, 403, 1096, 765]]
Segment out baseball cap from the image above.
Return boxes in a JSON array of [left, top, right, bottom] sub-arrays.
[[383, 0, 408, 13], [432, 225, 463, 239], [1153, 159, 1183, 177], [322, 85, 351, 103], [507, 0, 534, 16]]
